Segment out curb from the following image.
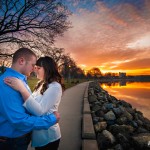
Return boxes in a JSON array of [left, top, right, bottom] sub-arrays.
[[82, 82, 99, 150]]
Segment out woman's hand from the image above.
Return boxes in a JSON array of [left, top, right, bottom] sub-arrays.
[[4, 77, 26, 92], [4, 77, 31, 101]]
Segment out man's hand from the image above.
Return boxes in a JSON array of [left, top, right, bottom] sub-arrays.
[[53, 111, 60, 123]]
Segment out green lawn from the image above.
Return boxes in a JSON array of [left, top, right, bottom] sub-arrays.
[[27, 77, 39, 92]]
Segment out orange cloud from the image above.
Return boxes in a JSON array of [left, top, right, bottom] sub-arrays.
[[55, 1, 150, 75]]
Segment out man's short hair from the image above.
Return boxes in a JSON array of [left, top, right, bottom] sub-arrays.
[[12, 48, 36, 63]]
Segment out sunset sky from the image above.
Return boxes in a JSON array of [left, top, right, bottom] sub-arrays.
[[55, 0, 150, 75]]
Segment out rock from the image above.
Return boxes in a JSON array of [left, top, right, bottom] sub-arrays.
[[109, 124, 134, 136], [143, 118, 150, 131], [104, 103, 115, 110], [113, 108, 123, 116], [114, 144, 123, 150], [94, 121, 107, 132], [101, 105, 108, 113], [136, 120, 143, 126], [118, 100, 132, 108], [97, 132, 110, 149], [117, 133, 131, 149], [93, 116, 100, 124], [94, 87, 101, 94], [97, 93, 104, 100], [136, 110, 143, 116], [88, 88, 94, 95], [107, 120, 116, 126], [97, 130, 116, 149], [95, 110, 105, 117], [102, 130, 116, 144], [104, 110, 116, 121], [129, 121, 138, 128], [91, 104, 101, 112], [132, 133, 150, 149], [121, 110, 133, 121], [116, 117, 128, 125], [110, 95, 118, 102], [94, 101, 101, 105], [88, 95, 97, 103], [137, 127, 148, 134], [125, 107, 136, 115]]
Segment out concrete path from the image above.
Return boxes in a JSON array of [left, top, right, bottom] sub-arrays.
[[28, 82, 88, 150]]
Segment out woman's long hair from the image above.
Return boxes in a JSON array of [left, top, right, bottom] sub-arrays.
[[34, 56, 65, 94]]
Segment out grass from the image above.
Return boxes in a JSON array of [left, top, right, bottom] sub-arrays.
[[27, 77, 89, 91], [27, 77, 39, 92]]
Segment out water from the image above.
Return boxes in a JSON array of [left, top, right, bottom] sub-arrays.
[[100, 82, 150, 120]]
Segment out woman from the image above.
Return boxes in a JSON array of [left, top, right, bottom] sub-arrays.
[[4, 56, 64, 150]]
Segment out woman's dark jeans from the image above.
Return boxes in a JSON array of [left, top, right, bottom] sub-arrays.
[[35, 139, 60, 150]]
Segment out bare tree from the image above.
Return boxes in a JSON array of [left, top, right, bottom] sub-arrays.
[[41, 47, 65, 64], [0, 0, 71, 56], [41, 46, 75, 69]]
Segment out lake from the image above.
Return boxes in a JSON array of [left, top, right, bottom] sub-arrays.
[[99, 81, 150, 120]]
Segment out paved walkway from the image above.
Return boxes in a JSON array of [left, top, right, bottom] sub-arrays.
[[28, 82, 88, 150]]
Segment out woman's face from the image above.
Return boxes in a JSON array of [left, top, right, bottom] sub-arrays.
[[35, 66, 45, 80]]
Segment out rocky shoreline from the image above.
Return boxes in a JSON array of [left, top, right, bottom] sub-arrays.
[[88, 81, 150, 150]]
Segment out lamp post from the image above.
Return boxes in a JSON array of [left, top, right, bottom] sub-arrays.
[[68, 65, 71, 83]]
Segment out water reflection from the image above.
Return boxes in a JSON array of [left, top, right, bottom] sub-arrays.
[[100, 82, 150, 120]]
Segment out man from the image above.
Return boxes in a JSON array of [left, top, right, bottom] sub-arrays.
[[0, 48, 60, 150]]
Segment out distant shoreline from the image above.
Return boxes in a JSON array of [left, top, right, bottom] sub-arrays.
[[99, 75, 150, 82]]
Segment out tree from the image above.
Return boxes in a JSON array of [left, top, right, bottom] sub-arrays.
[[73, 67, 85, 78], [60, 56, 75, 78], [0, 0, 71, 56], [41, 47, 67, 66], [87, 67, 102, 78]]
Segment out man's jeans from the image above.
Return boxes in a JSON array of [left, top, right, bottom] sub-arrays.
[[0, 133, 31, 150]]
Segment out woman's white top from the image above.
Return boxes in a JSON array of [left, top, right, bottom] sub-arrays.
[[23, 81, 62, 147]]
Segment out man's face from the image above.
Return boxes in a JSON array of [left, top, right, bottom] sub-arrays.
[[22, 56, 37, 76]]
